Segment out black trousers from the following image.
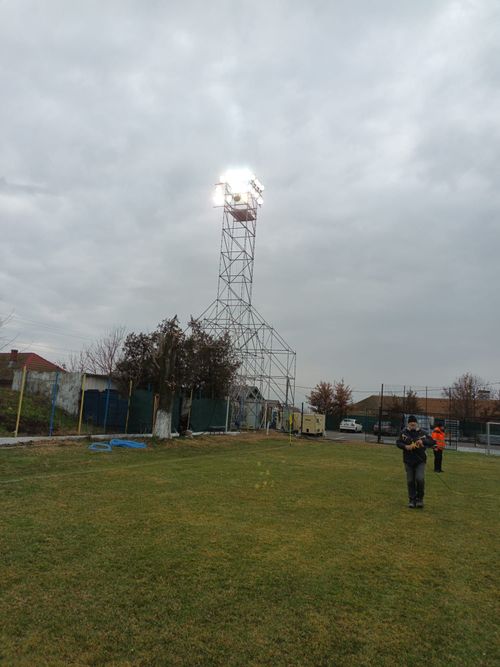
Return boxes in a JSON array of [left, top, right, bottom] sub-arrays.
[[433, 449, 443, 471], [404, 462, 426, 502]]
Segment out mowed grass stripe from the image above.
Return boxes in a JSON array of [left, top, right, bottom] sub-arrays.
[[0, 438, 297, 484], [1, 435, 499, 667]]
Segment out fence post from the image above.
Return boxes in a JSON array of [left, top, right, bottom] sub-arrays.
[[186, 388, 194, 431], [14, 366, 27, 437], [152, 393, 160, 432], [77, 373, 86, 435], [225, 395, 230, 433], [48, 370, 60, 436]]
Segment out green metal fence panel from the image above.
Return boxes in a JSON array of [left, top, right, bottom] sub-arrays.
[[172, 395, 181, 432], [325, 415, 340, 430], [461, 420, 486, 438], [128, 390, 154, 433], [190, 398, 228, 432], [127, 391, 231, 435]]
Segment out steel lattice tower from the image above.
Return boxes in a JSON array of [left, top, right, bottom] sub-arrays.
[[197, 172, 296, 413]]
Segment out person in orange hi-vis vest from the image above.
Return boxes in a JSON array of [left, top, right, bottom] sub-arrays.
[[431, 421, 446, 473]]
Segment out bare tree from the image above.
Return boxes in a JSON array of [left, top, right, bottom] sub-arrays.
[[64, 350, 88, 373], [84, 326, 126, 376], [388, 389, 420, 419], [443, 373, 489, 421], [387, 394, 403, 424], [404, 388, 420, 414]]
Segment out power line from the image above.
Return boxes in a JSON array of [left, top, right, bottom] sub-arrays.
[[12, 340, 82, 355], [5, 315, 92, 342]]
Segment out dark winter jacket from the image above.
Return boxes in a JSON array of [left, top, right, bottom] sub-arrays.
[[396, 427, 435, 465]]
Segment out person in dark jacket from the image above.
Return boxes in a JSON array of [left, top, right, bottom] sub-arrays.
[[396, 415, 435, 509]]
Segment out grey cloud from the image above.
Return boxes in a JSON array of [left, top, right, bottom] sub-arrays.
[[1, 0, 499, 400]]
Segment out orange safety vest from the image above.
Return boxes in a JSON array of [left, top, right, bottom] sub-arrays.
[[432, 427, 446, 449]]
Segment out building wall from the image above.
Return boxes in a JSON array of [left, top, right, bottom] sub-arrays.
[[11, 371, 118, 416]]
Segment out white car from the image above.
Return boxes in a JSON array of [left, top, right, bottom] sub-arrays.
[[339, 418, 363, 433]]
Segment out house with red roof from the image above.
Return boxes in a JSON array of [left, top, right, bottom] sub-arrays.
[[0, 349, 65, 386]]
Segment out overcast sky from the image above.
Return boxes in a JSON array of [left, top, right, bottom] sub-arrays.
[[1, 0, 499, 405]]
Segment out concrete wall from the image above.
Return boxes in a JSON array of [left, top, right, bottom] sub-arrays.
[[11, 371, 118, 416]]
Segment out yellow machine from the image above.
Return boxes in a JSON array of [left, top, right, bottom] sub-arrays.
[[292, 412, 325, 436]]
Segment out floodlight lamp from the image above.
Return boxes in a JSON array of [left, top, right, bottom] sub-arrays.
[[220, 168, 254, 195], [216, 168, 264, 206], [252, 177, 265, 193], [213, 184, 226, 207]]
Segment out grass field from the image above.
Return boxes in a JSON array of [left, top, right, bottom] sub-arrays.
[[1, 435, 499, 667]]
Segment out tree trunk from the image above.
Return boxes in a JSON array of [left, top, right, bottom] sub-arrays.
[[153, 409, 172, 439], [152, 330, 178, 439]]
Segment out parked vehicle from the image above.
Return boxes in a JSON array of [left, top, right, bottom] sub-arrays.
[[339, 418, 363, 433], [373, 421, 399, 436]]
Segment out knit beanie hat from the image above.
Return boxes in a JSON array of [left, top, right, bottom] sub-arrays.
[[408, 415, 418, 424]]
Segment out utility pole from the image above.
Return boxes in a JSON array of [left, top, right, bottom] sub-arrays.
[[377, 383, 384, 444]]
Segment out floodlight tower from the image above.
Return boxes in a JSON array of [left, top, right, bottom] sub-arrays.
[[197, 170, 296, 415]]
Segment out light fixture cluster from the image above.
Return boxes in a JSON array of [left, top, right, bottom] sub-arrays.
[[213, 168, 265, 207]]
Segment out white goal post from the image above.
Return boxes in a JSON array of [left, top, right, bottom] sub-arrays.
[[486, 422, 500, 455]]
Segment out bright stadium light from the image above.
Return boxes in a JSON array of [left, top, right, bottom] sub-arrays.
[[213, 184, 225, 207], [220, 168, 254, 194], [214, 168, 265, 207]]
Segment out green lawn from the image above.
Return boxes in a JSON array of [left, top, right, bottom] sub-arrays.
[[0, 435, 499, 667]]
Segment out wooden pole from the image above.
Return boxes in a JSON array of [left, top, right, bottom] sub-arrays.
[[14, 366, 27, 437]]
